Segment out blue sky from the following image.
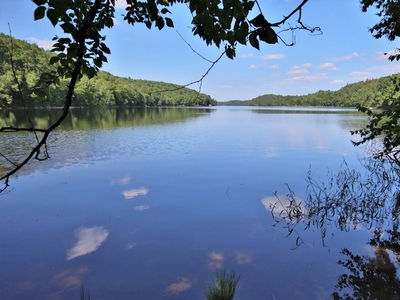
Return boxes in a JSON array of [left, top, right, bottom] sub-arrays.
[[1, 0, 399, 101]]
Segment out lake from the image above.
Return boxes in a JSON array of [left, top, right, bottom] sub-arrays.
[[0, 106, 397, 299]]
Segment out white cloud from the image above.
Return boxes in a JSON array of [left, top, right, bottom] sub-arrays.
[[219, 85, 233, 88], [248, 64, 257, 69], [330, 79, 346, 84], [270, 64, 280, 69], [292, 76, 323, 82], [67, 226, 110, 260], [240, 53, 254, 58], [111, 175, 131, 186], [287, 66, 309, 75], [29, 38, 53, 50], [122, 188, 148, 200], [115, 0, 127, 8], [261, 54, 286, 60], [372, 49, 399, 61], [350, 71, 370, 81], [303, 63, 312, 68], [325, 52, 358, 62], [317, 62, 338, 71]]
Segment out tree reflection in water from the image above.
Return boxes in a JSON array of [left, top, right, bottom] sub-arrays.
[[269, 157, 400, 299]]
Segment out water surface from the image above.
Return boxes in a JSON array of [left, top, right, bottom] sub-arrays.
[[0, 107, 388, 299]]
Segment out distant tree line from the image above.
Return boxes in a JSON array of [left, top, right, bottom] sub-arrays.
[[0, 33, 217, 107], [219, 74, 400, 108]]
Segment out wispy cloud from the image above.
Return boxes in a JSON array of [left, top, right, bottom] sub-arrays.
[[317, 62, 338, 71], [270, 64, 280, 69], [287, 66, 309, 75], [240, 53, 254, 58], [371, 49, 399, 61], [350, 71, 370, 81], [292, 75, 325, 82], [29, 38, 53, 50], [135, 205, 149, 212], [261, 54, 286, 60], [330, 79, 346, 84], [248, 64, 257, 69], [325, 52, 358, 62], [219, 85, 233, 88], [303, 63, 312, 68]]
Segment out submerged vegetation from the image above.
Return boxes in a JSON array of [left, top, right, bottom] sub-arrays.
[[205, 269, 240, 300], [0, 33, 216, 107]]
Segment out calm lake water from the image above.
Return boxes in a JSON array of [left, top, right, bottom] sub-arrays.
[[0, 106, 396, 299]]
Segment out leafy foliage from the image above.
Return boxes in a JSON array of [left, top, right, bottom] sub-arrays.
[[361, 0, 400, 61], [0, 33, 216, 107], [351, 76, 400, 159], [332, 247, 400, 300]]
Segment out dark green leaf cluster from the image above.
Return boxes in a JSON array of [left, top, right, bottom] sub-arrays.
[[361, 0, 400, 61], [351, 76, 400, 158], [122, 0, 278, 59], [0, 33, 216, 107], [32, 0, 114, 91]]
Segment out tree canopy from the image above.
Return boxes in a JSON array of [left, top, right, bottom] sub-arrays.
[[0, 33, 216, 107], [219, 74, 400, 108]]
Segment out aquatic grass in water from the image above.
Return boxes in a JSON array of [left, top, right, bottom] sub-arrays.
[[80, 281, 90, 300], [205, 269, 240, 300]]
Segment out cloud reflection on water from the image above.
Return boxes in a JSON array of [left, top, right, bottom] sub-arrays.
[[261, 195, 304, 215], [207, 252, 225, 269], [135, 205, 149, 212], [66, 226, 110, 260], [121, 188, 149, 199], [166, 277, 193, 294], [110, 175, 131, 186]]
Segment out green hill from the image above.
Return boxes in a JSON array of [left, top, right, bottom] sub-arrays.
[[0, 32, 216, 107], [218, 74, 400, 108]]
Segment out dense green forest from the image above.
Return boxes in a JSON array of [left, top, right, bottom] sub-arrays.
[[219, 74, 400, 107], [0, 33, 217, 107]]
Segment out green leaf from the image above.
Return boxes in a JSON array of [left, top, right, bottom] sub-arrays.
[[225, 47, 235, 60], [160, 8, 170, 14], [250, 14, 269, 28], [258, 27, 278, 44], [34, 6, 46, 20], [46, 8, 59, 26], [35, 89, 47, 101], [60, 22, 76, 34], [249, 32, 259, 50], [165, 17, 174, 28], [236, 22, 249, 45], [32, 0, 47, 5], [100, 43, 111, 54], [145, 21, 152, 29], [156, 18, 164, 30], [49, 56, 59, 65]]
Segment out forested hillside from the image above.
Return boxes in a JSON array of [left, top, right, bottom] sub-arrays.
[[219, 74, 400, 107], [0, 33, 216, 107]]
